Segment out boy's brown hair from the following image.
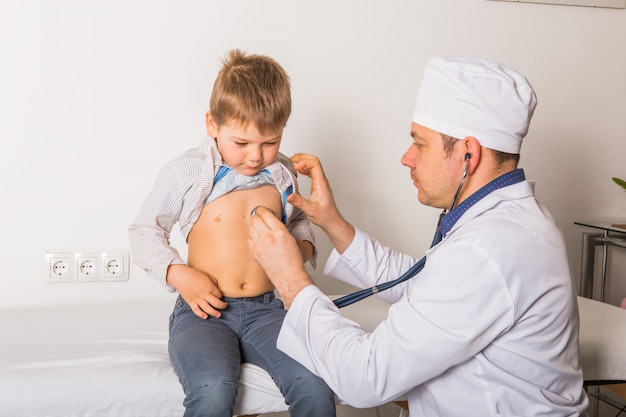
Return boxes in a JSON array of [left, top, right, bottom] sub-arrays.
[[209, 49, 291, 135]]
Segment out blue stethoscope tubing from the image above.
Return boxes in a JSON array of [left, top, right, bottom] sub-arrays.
[[333, 154, 470, 308], [332, 232, 436, 308]]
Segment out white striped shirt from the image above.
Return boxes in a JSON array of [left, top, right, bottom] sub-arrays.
[[128, 136, 316, 293]]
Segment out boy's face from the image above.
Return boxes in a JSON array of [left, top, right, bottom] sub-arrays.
[[206, 112, 283, 176]]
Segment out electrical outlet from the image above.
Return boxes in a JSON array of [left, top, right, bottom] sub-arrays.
[[45, 252, 74, 282], [102, 252, 128, 281], [105, 258, 122, 275], [76, 254, 98, 281], [52, 259, 70, 276], [45, 251, 130, 283]]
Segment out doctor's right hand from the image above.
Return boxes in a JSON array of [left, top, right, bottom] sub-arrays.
[[249, 206, 312, 309], [166, 264, 226, 320], [289, 153, 356, 254]]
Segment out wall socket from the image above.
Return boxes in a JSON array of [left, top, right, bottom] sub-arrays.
[[45, 252, 129, 283]]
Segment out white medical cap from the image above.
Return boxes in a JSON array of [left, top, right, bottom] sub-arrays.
[[412, 55, 537, 154]]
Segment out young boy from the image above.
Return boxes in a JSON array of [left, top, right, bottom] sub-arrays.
[[129, 49, 336, 417]]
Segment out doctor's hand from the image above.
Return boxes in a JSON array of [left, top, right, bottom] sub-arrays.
[[289, 153, 355, 254], [248, 207, 314, 309]]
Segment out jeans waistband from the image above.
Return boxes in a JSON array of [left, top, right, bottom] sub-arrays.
[[222, 291, 275, 303]]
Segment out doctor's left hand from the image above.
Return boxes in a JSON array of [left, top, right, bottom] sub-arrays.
[[248, 207, 314, 308]]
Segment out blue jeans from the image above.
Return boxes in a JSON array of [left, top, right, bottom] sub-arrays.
[[168, 292, 336, 417]]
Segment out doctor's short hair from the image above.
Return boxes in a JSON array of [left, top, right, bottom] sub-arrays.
[[209, 49, 292, 135], [441, 134, 520, 166]]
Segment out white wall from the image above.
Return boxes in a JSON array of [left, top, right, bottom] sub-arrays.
[[1, 0, 626, 309]]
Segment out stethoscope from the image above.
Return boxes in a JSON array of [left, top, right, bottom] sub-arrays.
[[249, 153, 471, 308], [332, 153, 471, 308]]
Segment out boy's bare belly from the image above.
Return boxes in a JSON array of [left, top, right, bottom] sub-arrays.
[[187, 185, 283, 298]]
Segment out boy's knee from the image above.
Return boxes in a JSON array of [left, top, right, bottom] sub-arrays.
[[284, 372, 334, 399], [183, 380, 239, 417], [281, 374, 336, 417]]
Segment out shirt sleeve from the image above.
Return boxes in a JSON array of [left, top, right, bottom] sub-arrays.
[[128, 162, 186, 292], [323, 228, 419, 303], [278, 239, 514, 408], [286, 205, 318, 269], [277, 155, 318, 269]]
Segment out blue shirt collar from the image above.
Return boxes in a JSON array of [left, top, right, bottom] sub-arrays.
[[439, 168, 526, 237]]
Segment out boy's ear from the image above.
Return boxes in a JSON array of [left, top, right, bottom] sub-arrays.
[[205, 112, 219, 137]]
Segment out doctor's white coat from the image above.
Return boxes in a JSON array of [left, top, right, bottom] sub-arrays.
[[277, 180, 588, 417]]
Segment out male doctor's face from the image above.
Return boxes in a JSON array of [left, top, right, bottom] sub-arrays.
[[401, 123, 461, 210]]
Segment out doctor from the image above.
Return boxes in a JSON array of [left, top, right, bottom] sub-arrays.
[[248, 55, 589, 416]]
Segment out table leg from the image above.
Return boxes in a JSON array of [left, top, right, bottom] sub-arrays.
[[580, 232, 603, 299]]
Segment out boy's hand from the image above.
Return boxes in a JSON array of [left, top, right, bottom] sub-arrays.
[[167, 264, 227, 319]]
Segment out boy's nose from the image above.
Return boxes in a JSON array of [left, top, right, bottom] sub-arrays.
[[248, 147, 262, 161]]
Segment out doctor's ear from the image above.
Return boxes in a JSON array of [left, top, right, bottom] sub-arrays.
[[460, 137, 482, 172]]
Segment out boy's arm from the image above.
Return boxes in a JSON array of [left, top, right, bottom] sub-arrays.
[[279, 154, 318, 268], [297, 240, 314, 264], [128, 163, 191, 291], [129, 162, 226, 319], [287, 206, 318, 269]]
